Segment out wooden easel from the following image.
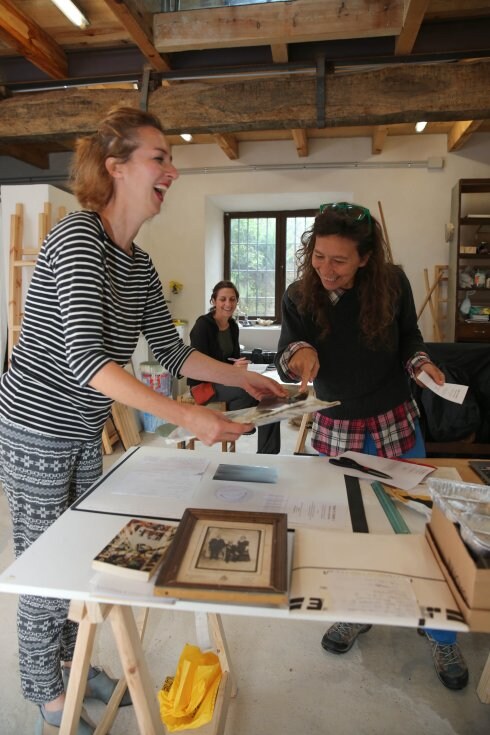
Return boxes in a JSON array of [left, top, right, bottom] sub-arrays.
[[7, 202, 66, 359], [62, 602, 235, 735], [377, 201, 394, 264], [417, 265, 448, 342]]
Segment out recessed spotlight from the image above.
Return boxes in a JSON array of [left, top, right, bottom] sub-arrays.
[[415, 121, 428, 133], [180, 133, 193, 142]]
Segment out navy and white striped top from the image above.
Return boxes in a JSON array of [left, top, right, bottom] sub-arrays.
[[0, 210, 193, 439]]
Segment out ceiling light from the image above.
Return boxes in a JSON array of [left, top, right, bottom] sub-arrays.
[[50, 0, 90, 29], [415, 121, 427, 133], [180, 133, 193, 142]]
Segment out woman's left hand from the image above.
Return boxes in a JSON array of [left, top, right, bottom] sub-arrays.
[[414, 362, 445, 388]]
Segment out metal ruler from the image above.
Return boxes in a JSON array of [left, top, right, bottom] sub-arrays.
[[345, 475, 369, 533], [371, 481, 410, 534]]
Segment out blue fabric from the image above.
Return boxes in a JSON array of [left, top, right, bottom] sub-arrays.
[[425, 629, 457, 644], [361, 419, 426, 458]]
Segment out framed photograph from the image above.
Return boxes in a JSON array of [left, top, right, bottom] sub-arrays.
[[154, 509, 288, 606]]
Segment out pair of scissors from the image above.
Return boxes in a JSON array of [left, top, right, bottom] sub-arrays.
[[329, 457, 393, 480]]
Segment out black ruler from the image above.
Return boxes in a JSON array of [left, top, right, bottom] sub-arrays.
[[345, 475, 369, 533]]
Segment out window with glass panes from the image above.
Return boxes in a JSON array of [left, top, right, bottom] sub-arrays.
[[224, 210, 316, 322]]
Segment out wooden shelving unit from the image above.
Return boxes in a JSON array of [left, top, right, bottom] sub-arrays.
[[448, 179, 490, 343]]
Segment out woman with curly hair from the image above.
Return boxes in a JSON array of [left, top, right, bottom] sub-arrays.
[[275, 202, 468, 691]]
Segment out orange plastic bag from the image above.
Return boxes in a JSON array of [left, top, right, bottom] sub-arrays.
[[158, 644, 222, 731]]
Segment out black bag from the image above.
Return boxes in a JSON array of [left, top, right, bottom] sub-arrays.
[[419, 364, 480, 442]]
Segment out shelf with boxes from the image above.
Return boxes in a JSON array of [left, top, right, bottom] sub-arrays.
[[449, 180, 490, 342]]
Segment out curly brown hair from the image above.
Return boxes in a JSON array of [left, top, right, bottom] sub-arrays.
[[69, 106, 165, 211], [294, 206, 400, 348]]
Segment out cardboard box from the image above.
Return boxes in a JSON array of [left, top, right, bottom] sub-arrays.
[[429, 504, 490, 608], [426, 503, 490, 632], [426, 526, 490, 632]]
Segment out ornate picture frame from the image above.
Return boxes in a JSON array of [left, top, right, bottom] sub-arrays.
[[154, 508, 288, 606]]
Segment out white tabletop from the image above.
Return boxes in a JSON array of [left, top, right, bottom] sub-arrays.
[[0, 446, 468, 632]]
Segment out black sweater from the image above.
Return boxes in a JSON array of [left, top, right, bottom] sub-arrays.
[[275, 267, 426, 420], [188, 312, 240, 388]]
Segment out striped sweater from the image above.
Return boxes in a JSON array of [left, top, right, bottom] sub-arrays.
[[0, 210, 193, 439]]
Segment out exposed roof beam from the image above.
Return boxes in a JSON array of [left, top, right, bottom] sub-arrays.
[[395, 0, 430, 56], [1, 61, 489, 140], [0, 142, 50, 168], [0, 0, 67, 80], [213, 133, 239, 160], [372, 125, 389, 154], [102, 0, 171, 73], [291, 129, 308, 157], [271, 44, 289, 64], [447, 119, 484, 151], [153, 0, 404, 53]]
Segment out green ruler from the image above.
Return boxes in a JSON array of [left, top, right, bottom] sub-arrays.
[[371, 481, 411, 534]]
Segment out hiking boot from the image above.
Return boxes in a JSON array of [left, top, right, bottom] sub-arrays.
[[321, 622, 372, 654], [35, 706, 95, 735], [63, 666, 132, 706], [425, 633, 469, 690]]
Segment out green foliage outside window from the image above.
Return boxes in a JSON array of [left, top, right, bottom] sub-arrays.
[[226, 211, 315, 321]]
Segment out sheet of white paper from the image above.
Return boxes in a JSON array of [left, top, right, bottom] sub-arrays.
[[111, 455, 209, 498], [202, 483, 348, 530], [330, 451, 434, 491], [265, 493, 348, 529], [326, 570, 420, 619], [288, 530, 468, 631], [418, 371, 469, 404]]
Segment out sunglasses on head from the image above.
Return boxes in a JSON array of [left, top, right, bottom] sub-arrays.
[[319, 202, 371, 228]]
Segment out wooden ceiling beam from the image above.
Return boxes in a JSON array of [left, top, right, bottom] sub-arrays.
[[372, 125, 389, 154], [0, 0, 67, 80], [102, 0, 171, 72], [447, 120, 484, 151], [1, 61, 489, 139], [153, 0, 404, 53], [271, 44, 289, 64], [213, 133, 239, 160], [291, 129, 308, 157], [394, 0, 430, 56], [0, 142, 50, 168]]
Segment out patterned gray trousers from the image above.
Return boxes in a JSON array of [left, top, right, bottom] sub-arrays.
[[0, 416, 102, 704]]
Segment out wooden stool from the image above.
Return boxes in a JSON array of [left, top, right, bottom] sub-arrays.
[[102, 403, 141, 454], [176, 393, 236, 452]]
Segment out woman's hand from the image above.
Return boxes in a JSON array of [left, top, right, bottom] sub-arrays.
[[288, 347, 320, 392], [414, 362, 445, 388], [234, 369, 289, 401], [182, 351, 287, 400], [183, 404, 254, 445]]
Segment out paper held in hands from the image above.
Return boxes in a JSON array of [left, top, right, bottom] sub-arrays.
[[418, 371, 469, 404], [161, 391, 340, 445]]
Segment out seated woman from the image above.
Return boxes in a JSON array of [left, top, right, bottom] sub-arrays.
[[189, 281, 280, 454]]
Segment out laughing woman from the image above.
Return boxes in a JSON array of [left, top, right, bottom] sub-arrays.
[[0, 106, 285, 734]]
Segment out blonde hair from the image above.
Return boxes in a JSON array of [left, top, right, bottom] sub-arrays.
[[70, 106, 165, 211]]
